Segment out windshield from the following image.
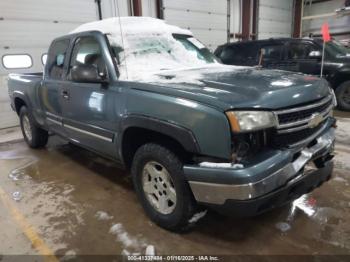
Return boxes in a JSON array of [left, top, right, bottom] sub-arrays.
[[108, 33, 218, 80], [325, 40, 350, 57]]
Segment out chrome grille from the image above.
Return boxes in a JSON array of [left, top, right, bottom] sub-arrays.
[[274, 95, 333, 135]]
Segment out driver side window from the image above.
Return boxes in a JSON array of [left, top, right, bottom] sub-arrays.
[[69, 36, 107, 79]]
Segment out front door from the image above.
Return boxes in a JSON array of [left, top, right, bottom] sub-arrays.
[[260, 43, 286, 70], [61, 36, 118, 158]]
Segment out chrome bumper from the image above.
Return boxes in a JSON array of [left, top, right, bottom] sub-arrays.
[[188, 128, 335, 205]]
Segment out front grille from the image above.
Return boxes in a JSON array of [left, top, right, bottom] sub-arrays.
[[272, 95, 333, 147], [278, 98, 333, 125], [272, 123, 324, 148]]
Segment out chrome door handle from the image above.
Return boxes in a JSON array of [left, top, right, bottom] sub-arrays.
[[61, 90, 69, 100]]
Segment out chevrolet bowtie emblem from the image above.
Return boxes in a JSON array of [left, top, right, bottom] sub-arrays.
[[308, 113, 323, 128]]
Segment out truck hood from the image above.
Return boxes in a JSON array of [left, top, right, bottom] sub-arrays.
[[135, 65, 331, 111]]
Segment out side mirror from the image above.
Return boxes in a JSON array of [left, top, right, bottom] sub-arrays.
[[308, 50, 322, 59], [71, 64, 108, 84]]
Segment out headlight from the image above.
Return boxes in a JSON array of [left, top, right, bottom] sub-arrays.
[[225, 111, 277, 132]]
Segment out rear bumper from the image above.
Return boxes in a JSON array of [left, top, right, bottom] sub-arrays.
[[183, 124, 335, 214]]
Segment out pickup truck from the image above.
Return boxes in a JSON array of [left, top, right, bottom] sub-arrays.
[[8, 17, 336, 231], [215, 37, 350, 111]]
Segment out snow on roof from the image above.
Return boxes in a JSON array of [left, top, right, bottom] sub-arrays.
[[71, 17, 192, 37], [70, 17, 220, 82]]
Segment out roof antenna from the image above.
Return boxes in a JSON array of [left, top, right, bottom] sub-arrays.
[[115, 0, 129, 79]]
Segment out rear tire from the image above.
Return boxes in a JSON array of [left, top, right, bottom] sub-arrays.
[[131, 143, 199, 232], [19, 106, 48, 148], [335, 81, 350, 111]]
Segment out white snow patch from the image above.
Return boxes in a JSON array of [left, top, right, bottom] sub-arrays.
[[145, 245, 156, 256], [109, 223, 151, 255], [275, 222, 291, 232], [199, 162, 244, 169], [70, 17, 246, 82], [95, 211, 113, 221], [12, 191, 22, 201], [61, 250, 77, 261], [189, 210, 208, 224]]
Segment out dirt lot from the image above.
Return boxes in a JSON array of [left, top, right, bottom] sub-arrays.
[[0, 112, 349, 260]]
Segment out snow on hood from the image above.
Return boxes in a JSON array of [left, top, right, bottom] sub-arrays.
[[71, 17, 223, 81]]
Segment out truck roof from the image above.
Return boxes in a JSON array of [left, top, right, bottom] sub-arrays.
[[70, 17, 192, 38]]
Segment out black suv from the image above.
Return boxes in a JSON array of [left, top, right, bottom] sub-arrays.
[[215, 38, 350, 110]]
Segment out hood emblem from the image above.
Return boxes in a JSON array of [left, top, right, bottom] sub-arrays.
[[308, 113, 323, 128]]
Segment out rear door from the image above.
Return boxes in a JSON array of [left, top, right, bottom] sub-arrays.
[[61, 35, 117, 158], [285, 41, 321, 75], [41, 39, 70, 136], [219, 43, 259, 66]]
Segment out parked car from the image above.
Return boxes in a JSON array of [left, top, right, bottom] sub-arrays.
[[8, 18, 336, 231], [215, 38, 350, 111]]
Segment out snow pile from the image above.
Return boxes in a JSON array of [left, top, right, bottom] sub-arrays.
[[95, 211, 114, 221], [109, 223, 155, 255], [188, 210, 207, 224], [71, 17, 221, 81]]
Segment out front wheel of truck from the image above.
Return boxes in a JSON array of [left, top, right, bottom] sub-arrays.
[[131, 143, 199, 232], [19, 106, 48, 148]]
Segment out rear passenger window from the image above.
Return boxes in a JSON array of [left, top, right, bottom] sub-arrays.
[[287, 43, 318, 59], [260, 45, 284, 60], [2, 54, 32, 69], [47, 39, 70, 80]]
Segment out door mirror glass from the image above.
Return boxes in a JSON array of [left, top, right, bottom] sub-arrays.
[[71, 64, 107, 83], [308, 50, 322, 58]]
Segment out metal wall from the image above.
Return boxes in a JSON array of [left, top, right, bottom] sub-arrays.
[[162, 0, 230, 50], [302, 0, 350, 41], [257, 0, 294, 39], [0, 0, 98, 129]]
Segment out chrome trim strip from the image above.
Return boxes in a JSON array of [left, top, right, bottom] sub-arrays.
[[274, 95, 332, 115], [63, 123, 113, 142], [277, 104, 333, 130], [188, 128, 335, 204], [46, 111, 60, 119], [47, 117, 61, 126]]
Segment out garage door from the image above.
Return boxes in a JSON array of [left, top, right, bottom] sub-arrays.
[[258, 0, 293, 39], [162, 0, 229, 50], [0, 0, 98, 129]]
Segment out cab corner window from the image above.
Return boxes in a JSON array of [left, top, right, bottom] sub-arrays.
[[2, 54, 32, 69], [47, 39, 70, 80]]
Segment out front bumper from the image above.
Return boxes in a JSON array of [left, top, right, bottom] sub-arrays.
[[183, 124, 335, 212]]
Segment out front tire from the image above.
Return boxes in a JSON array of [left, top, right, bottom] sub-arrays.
[[335, 81, 350, 111], [131, 143, 198, 232], [19, 106, 48, 148]]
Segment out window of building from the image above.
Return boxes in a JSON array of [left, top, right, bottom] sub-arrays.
[[2, 54, 32, 69]]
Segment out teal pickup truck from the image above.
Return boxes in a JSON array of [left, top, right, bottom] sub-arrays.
[[8, 17, 336, 231]]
